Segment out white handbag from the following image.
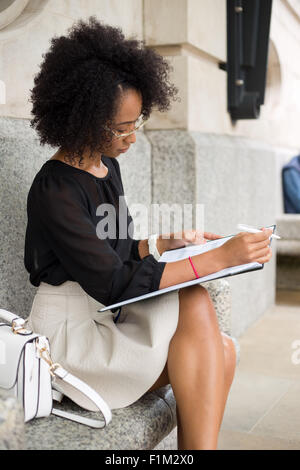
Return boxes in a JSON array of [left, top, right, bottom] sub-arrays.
[[0, 308, 112, 428]]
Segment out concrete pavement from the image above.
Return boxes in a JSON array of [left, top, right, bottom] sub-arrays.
[[219, 290, 300, 450]]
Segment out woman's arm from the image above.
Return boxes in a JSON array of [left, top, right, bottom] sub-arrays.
[[158, 228, 273, 290], [158, 246, 225, 289], [137, 239, 151, 258]]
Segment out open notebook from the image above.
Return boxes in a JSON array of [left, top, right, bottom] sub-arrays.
[[98, 224, 276, 312]]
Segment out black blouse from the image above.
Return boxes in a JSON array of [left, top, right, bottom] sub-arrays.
[[24, 156, 166, 311]]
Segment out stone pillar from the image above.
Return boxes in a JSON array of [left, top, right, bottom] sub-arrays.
[[148, 129, 278, 337], [0, 117, 53, 319], [143, 0, 286, 336]]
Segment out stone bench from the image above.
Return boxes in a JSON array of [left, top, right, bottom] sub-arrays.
[[275, 151, 300, 291], [0, 390, 24, 450], [275, 214, 300, 291]]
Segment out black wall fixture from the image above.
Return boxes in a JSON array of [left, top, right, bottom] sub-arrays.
[[222, 0, 273, 121]]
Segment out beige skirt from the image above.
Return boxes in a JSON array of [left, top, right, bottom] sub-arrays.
[[27, 281, 180, 410]]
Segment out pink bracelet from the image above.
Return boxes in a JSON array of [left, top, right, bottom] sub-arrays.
[[188, 256, 199, 279]]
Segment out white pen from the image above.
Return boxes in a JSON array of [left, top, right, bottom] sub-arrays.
[[237, 224, 281, 240]]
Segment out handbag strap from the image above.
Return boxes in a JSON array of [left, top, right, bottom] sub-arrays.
[[0, 308, 27, 326], [0, 309, 112, 428], [51, 365, 112, 428]]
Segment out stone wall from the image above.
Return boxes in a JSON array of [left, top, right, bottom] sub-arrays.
[[1, 1, 300, 335]]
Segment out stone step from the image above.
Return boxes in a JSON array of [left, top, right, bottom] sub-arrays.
[[276, 255, 300, 291]]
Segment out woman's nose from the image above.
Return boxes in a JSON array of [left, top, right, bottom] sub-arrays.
[[123, 131, 136, 145]]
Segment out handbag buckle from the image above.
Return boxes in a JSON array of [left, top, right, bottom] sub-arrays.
[[35, 338, 61, 378], [49, 363, 61, 377], [12, 318, 32, 335]]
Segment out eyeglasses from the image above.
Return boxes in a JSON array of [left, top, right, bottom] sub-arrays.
[[103, 114, 148, 139]]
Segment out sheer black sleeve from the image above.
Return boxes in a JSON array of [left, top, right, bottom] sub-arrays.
[[33, 174, 166, 308], [130, 239, 142, 261]]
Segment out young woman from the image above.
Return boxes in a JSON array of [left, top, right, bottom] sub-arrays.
[[25, 17, 273, 450]]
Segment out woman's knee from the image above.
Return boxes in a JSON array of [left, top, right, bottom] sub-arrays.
[[178, 285, 217, 330], [179, 284, 210, 307]]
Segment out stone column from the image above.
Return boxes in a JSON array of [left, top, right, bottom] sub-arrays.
[[144, 0, 281, 336]]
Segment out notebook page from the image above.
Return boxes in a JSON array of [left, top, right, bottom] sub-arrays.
[[159, 236, 232, 263], [159, 236, 262, 274]]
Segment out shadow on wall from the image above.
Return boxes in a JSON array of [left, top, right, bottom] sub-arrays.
[[264, 39, 282, 115], [0, 0, 29, 29], [0, 0, 50, 33]]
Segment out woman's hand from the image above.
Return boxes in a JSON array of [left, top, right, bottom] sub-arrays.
[[157, 229, 223, 254], [218, 227, 273, 267], [202, 231, 223, 241]]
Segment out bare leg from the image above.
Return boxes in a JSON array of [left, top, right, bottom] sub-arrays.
[[217, 332, 236, 431], [175, 330, 236, 450], [168, 286, 225, 449], [146, 285, 236, 449]]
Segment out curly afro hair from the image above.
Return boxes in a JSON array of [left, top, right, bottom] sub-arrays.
[[29, 16, 179, 165]]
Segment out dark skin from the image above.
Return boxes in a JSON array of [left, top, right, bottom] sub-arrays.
[[50, 88, 273, 449]]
